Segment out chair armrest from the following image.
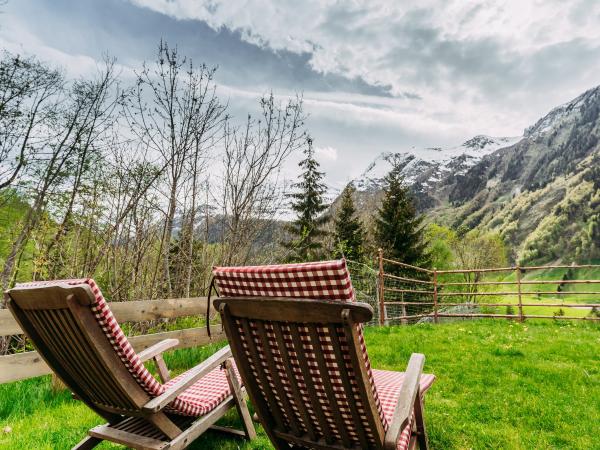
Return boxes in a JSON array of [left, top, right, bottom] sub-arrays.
[[137, 339, 180, 363], [142, 345, 232, 413], [384, 353, 425, 450]]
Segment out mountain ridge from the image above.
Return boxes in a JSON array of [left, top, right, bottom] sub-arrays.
[[339, 84, 600, 263]]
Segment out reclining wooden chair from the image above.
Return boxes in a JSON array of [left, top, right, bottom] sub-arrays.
[[5, 279, 255, 450], [211, 259, 436, 450]]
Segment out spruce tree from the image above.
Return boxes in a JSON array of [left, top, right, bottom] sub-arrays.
[[333, 183, 365, 261], [283, 137, 328, 261], [374, 164, 430, 276]]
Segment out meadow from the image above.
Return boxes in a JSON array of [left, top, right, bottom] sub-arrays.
[[1, 320, 598, 449], [435, 265, 600, 319]]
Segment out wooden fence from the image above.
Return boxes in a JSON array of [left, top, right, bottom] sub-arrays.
[[376, 249, 600, 325], [3, 257, 598, 384], [0, 297, 223, 384]]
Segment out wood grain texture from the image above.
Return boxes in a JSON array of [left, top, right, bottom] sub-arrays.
[[218, 295, 432, 449], [0, 328, 224, 384], [0, 297, 211, 337], [213, 296, 373, 323]]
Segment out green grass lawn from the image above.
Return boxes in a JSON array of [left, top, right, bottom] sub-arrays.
[[1, 320, 599, 449]]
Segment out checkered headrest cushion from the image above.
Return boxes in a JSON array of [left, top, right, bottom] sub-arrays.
[[212, 259, 354, 300]]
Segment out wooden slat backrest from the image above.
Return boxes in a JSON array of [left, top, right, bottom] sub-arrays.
[[215, 297, 386, 449], [5, 283, 152, 417], [211, 259, 387, 432]]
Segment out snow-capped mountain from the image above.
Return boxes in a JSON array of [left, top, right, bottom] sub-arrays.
[[334, 84, 600, 264], [354, 86, 600, 198], [354, 135, 521, 193]]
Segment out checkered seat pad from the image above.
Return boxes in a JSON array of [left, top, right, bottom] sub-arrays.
[[16, 279, 236, 418], [373, 369, 436, 449], [164, 363, 242, 416], [212, 259, 436, 448]]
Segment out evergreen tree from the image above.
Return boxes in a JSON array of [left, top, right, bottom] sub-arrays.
[[283, 137, 328, 261], [374, 165, 430, 276], [333, 183, 365, 261]]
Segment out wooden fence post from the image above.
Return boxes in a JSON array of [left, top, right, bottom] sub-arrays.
[[516, 265, 524, 322], [378, 248, 385, 326], [433, 268, 439, 324]]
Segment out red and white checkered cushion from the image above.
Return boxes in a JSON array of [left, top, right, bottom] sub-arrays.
[[17, 279, 235, 418], [212, 259, 354, 300], [212, 261, 386, 426], [165, 363, 241, 416], [373, 369, 436, 450]]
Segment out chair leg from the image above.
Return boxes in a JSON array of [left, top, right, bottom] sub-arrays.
[[146, 412, 183, 440], [413, 393, 429, 449], [408, 435, 418, 450], [72, 435, 102, 450], [224, 359, 257, 440], [154, 354, 171, 383]]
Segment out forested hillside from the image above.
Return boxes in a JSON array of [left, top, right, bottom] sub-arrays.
[[438, 86, 600, 263]]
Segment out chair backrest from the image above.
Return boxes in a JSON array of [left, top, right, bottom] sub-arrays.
[[212, 260, 388, 449], [216, 296, 386, 449], [5, 279, 163, 418]]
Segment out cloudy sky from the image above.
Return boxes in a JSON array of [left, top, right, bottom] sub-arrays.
[[2, 0, 600, 191]]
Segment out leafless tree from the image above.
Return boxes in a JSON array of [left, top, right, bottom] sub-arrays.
[[220, 93, 306, 265], [0, 51, 62, 190], [179, 143, 210, 298], [43, 58, 124, 278], [96, 140, 165, 300], [123, 41, 226, 297], [1, 59, 120, 289]]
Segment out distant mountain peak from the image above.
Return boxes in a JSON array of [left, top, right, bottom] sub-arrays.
[[525, 85, 600, 137], [353, 134, 520, 193], [462, 135, 512, 150]]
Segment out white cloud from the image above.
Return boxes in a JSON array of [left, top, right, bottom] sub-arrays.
[[127, 1, 600, 87], [128, 0, 600, 138], [5, 0, 600, 192], [315, 145, 338, 162]]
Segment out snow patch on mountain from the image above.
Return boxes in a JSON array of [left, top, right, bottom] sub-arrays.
[[525, 86, 600, 137], [354, 135, 521, 192]]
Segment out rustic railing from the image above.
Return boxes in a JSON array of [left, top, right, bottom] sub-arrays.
[[0, 297, 223, 384], [3, 256, 598, 384], [376, 250, 600, 325]]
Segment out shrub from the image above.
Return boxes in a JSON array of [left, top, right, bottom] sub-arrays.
[[505, 304, 516, 319]]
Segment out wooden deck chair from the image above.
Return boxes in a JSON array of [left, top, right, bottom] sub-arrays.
[[5, 279, 256, 450], [211, 259, 436, 450]]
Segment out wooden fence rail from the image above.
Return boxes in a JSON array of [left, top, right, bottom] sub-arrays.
[[0, 297, 224, 384], [4, 254, 600, 383], [376, 250, 600, 325]]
